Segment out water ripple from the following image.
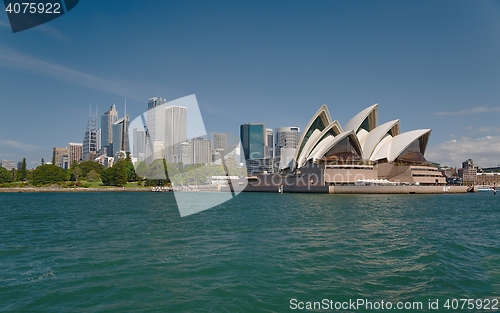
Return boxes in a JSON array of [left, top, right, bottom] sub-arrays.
[[1, 192, 499, 312]]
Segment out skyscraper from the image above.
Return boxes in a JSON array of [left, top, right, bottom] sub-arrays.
[[214, 133, 227, 150], [147, 97, 167, 143], [83, 106, 99, 161], [275, 126, 300, 157], [191, 137, 212, 165], [240, 123, 265, 160], [112, 115, 129, 158], [265, 128, 274, 158], [212, 133, 227, 164], [132, 128, 147, 161], [165, 105, 187, 163], [148, 97, 167, 110], [101, 104, 118, 154]]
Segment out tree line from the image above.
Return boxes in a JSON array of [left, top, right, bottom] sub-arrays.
[[0, 154, 244, 187]]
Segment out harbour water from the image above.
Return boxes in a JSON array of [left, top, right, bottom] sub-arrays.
[[1, 192, 499, 312]]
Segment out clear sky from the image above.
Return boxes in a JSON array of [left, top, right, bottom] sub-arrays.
[[1, 1, 500, 168]]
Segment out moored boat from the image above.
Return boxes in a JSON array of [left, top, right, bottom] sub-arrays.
[[477, 185, 494, 192]]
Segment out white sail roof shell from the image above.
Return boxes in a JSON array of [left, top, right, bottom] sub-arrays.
[[295, 120, 343, 168], [361, 119, 400, 160], [370, 129, 431, 162], [356, 128, 369, 146], [387, 129, 430, 162], [307, 134, 335, 161], [295, 129, 322, 168], [344, 103, 378, 133], [306, 130, 361, 162], [293, 104, 332, 170], [369, 135, 393, 161]]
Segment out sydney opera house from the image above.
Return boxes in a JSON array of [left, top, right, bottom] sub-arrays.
[[242, 103, 466, 193]]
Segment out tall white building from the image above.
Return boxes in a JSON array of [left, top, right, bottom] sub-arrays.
[[266, 128, 274, 158], [191, 137, 212, 165], [147, 97, 167, 144], [132, 128, 147, 161], [275, 126, 300, 157], [142, 98, 188, 163], [165, 105, 187, 163], [212, 133, 227, 164], [214, 133, 227, 150]]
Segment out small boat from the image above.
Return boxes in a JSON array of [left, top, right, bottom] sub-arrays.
[[477, 185, 494, 192]]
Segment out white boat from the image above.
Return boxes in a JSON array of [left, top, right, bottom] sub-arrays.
[[477, 185, 494, 191]]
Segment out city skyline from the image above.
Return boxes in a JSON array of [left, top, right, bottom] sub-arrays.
[[1, 1, 500, 167]]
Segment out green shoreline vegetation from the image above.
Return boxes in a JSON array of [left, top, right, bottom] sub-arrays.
[[0, 154, 244, 191]]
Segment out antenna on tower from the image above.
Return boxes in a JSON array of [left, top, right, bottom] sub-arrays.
[[124, 97, 127, 118]]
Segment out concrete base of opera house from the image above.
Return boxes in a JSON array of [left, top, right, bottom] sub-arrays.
[[224, 162, 473, 194], [238, 184, 471, 194]]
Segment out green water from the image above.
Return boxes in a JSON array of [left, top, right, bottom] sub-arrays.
[[1, 192, 499, 312]]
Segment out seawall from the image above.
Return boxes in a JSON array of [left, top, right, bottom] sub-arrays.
[[239, 185, 470, 194]]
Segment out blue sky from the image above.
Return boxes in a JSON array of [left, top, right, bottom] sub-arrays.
[[1, 1, 500, 168]]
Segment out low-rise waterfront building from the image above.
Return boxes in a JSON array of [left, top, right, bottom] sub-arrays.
[[476, 173, 500, 186]]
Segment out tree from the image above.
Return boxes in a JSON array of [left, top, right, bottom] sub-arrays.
[[41, 158, 45, 165], [135, 161, 148, 179], [144, 159, 171, 186], [71, 167, 82, 181], [10, 169, 18, 182], [123, 155, 137, 182], [101, 162, 127, 186], [77, 161, 104, 178], [18, 158, 27, 181], [117, 151, 126, 161], [0, 167, 13, 183], [87, 169, 98, 182], [31, 164, 69, 185]]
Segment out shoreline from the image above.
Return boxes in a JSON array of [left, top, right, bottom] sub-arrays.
[[1, 185, 476, 194], [0, 187, 151, 193]]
